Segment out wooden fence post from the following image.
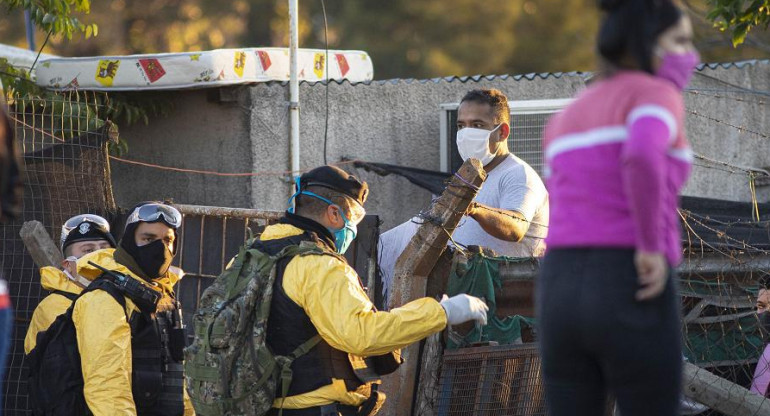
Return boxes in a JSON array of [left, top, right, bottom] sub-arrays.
[[381, 159, 486, 416], [20, 220, 63, 268]]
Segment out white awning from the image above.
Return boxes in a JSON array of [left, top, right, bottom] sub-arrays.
[[0, 43, 57, 72]]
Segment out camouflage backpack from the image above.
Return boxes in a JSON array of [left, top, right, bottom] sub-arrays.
[[184, 237, 327, 416]]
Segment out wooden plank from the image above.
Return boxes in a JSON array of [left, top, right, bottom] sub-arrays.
[[382, 159, 486, 416], [19, 220, 63, 268], [683, 361, 770, 416]]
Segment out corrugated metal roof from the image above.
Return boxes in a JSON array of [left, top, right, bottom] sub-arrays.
[[366, 70, 590, 85], [697, 59, 770, 71], [298, 71, 589, 86], [298, 59, 769, 87]]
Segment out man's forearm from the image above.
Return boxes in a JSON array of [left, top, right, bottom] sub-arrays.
[[468, 203, 529, 242]]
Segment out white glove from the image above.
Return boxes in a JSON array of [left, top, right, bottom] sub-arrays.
[[440, 294, 489, 326]]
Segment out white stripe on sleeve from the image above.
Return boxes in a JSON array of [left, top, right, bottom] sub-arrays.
[[626, 104, 677, 143]]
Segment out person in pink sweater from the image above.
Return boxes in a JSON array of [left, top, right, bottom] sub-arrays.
[[536, 0, 699, 415], [751, 277, 770, 396]]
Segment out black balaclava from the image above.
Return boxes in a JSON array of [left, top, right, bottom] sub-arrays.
[[120, 220, 175, 280]]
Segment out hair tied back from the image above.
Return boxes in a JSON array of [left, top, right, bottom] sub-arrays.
[[599, 0, 628, 12]]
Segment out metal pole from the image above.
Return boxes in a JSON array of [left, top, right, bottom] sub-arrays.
[[289, 0, 300, 186], [174, 204, 283, 221], [24, 10, 36, 51]]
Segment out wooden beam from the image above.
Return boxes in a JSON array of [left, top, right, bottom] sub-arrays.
[[382, 159, 486, 416], [20, 220, 63, 268], [494, 254, 770, 283], [683, 361, 770, 416]]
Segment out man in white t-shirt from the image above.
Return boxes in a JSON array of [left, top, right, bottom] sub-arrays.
[[451, 88, 548, 257], [379, 89, 549, 302]]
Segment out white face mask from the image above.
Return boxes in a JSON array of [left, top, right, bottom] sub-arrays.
[[456, 124, 501, 166], [62, 256, 91, 288]]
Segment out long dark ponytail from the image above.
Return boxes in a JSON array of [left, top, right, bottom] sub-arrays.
[[597, 0, 683, 73]]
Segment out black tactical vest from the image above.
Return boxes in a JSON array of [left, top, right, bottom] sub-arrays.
[[262, 233, 364, 397], [130, 302, 186, 416]]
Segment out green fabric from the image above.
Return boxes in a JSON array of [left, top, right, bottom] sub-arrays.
[[446, 253, 534, 350]]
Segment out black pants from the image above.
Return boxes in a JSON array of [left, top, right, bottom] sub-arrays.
[[537, 248, 682, 416]]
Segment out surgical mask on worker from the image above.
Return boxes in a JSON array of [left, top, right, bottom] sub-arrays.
[[287, 184, 360, 255], [331, 208, 357, 255], [655, 50, 700, 90], [62, 256, 92, 288], [456, 124, 501, 166]]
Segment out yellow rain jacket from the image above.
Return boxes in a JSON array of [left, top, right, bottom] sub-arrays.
[[262, 222, 448, 409], [71, 249, 194, 416], [24, 266, 84, 354]]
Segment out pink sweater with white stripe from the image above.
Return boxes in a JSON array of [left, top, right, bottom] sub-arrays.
[[543, 71, 692, 265]]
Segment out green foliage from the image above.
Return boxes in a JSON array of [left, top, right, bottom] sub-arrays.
[[1, 58, 172, 156], [0, 0, 171, 155], [706, 0, 770, 46], [1, 0, 97, 39]]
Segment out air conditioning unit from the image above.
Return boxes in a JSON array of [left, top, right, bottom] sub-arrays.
[[439, 98, 573, 174]]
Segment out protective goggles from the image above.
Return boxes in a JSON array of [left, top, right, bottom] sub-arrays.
[[60, 214, 112, 248], [288, 177, 365, 221], [125, 203, 182, 229]]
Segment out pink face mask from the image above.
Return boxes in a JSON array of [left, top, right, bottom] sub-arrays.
[[655, 50, 700, 90]]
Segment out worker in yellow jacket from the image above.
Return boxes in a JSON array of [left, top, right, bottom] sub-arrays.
[[24, 214, 116, 354], [261, 166, 488, 416], [70, 202, 194, 416]]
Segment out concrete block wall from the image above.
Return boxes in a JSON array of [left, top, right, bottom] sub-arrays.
[[111, 88, 254, 209], [246, 74, 586, 230], [113, 60, 770, 230], [683, 62, 770, 203]]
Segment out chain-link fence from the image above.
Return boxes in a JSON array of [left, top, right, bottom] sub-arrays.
[[678, 198, 770, 415], [426, 196, 770, 416], [1, 90, 117, 415]]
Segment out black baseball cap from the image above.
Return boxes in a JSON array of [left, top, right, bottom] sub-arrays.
[[299, 165, 369, 207], [61, 215, 117, 252]]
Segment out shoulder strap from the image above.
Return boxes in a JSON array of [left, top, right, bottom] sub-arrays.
[[222, 236, 326, 300], [277, 334, 322, 416], [280, 239, 342, 261], [51, 290, 78, 302]]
